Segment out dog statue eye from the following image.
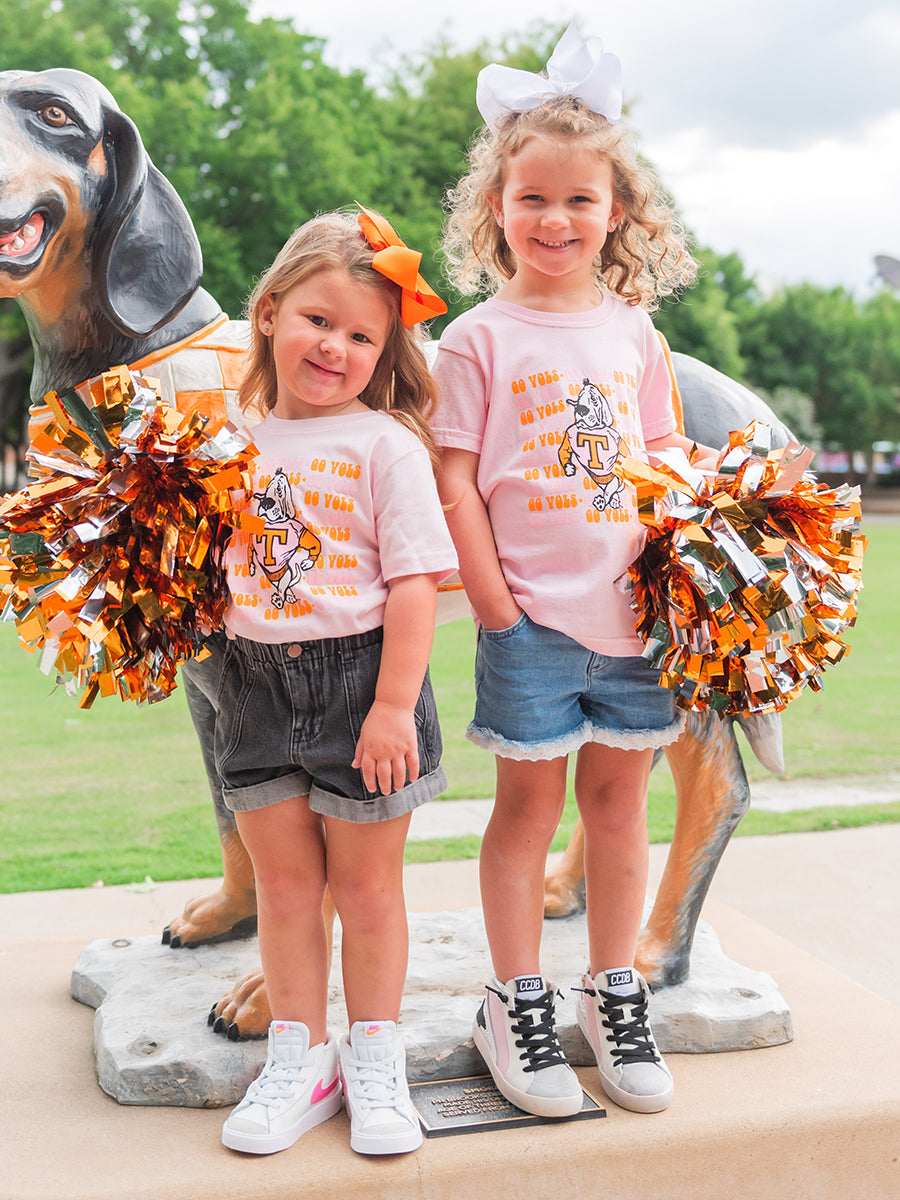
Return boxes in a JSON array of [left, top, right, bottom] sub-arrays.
[[39, 105, 72, 128]]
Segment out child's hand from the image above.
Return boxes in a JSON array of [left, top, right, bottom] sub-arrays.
[[352, 699, 419, 796]]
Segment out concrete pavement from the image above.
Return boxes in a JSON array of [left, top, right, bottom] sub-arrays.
[[3, 819, 900, 1199]]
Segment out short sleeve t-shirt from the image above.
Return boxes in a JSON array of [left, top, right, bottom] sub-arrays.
[[431, 295, 676, 655], [223, 410, 458, 644]]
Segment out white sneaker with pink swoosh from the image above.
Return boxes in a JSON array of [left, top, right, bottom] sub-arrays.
[[222, 1020, 342, 1154]]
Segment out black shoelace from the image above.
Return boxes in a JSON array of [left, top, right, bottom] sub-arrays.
[[487, 984, 568, 1074], [576, 982, 661, 1069]]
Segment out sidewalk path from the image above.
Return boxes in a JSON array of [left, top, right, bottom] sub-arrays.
[[408, 773, 900, 840]]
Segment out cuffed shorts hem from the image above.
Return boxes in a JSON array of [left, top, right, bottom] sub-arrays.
[[223, 769, 311, 814], [224, 765, 448, 822], [310, 765, 448, 823]]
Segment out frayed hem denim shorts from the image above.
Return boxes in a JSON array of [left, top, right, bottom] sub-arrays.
[[468, 612, 685, 761], [215, 627, 446, 823]]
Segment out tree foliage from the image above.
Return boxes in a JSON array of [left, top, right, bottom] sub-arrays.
[[753, 386, 822, 447], [738, 283, 900, 465], [0, 0, 897, 474], [655, 248, 746, 379]]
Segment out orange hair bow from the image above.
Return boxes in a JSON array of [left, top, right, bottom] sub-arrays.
[[356, 203, 447, 327]]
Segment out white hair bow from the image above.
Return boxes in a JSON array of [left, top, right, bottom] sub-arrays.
[[476, 23, 622, 132]]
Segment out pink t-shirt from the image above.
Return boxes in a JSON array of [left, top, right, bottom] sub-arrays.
[[224, 410, 457, 643], [432, 295, 676, 655]]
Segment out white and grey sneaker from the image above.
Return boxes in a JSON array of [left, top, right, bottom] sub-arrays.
[[576, 968, 674, 1113], [339, 1021, 423, 1155], [473, 974, 583, 1117], [222, 1020, 342, 1153]]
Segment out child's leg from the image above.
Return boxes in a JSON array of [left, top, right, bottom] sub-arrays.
[[573, 741, 653, 972], [234, 795, 330, 1043], [474, 755, 582, 1118], [324, 812, 422, 1155], [479, 755, 568, 980], [323, 811, 411, 1024], [573, 741, 673, 1113], [223, 796, 341, 1155]]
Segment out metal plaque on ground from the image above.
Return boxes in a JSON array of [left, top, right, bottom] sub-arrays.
[[409, 1075, 605, 1137]]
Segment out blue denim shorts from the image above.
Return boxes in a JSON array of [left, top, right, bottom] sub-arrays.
[[215, 627, 446, 822], [469, 612, 685, 760]]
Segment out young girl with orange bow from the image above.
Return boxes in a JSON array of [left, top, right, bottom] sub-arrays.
[[218, 208, 456, 1157], [434, 26, 717, 1118]]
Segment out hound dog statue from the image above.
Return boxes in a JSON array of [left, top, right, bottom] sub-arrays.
[[0, 67, 259, 948], [2, 67, 788, 1039]]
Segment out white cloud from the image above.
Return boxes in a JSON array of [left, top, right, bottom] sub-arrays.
[[646, 110, 900, 293], [609, 0, 900, 147]]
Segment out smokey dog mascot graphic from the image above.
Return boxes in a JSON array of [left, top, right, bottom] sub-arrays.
[[558, 377, 624, 512], [248, 468, 322, 609]]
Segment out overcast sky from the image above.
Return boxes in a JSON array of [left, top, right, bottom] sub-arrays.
[[250, 0, 900, 297]]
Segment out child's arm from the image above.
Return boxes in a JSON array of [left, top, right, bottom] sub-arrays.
[[645, 430, 720, 470], [437, 447, 522, 631], [353, 571, 441, 796]]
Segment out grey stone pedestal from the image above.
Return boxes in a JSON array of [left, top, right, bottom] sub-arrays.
[[71, 906, 792, 1107]]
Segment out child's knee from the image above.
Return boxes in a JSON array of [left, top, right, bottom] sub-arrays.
[[256, 867, 326, 914], [577, 786, 647, 835], [329, 873, 403, 927], [492, 785, 566, 844]]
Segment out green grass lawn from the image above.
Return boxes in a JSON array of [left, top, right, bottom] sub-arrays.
[[1, 520, 897, 892]]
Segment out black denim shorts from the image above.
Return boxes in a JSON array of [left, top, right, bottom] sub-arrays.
[[215, 627, 446, 823]]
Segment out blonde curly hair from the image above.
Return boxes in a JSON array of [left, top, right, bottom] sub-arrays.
[[443, 96, 697, 311], [239, 211, 440, 469]]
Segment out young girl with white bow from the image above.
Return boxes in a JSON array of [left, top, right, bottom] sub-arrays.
[[434, 25, 716, 1117], [218, 208, 456, 1157]]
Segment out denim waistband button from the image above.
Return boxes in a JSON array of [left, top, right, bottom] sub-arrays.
[[286, 644, 302, 658]]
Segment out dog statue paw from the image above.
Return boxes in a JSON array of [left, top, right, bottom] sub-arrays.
[[162, 887, 258, 950], [208, 969, 270, 1040]]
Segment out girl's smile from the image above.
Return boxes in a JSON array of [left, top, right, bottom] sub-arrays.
[[259, 268, 392, 419]]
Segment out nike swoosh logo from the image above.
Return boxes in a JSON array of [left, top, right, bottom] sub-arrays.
[[312, 1075, 339, 1104]]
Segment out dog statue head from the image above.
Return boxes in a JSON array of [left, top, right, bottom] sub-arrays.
[[0, 67, 220, 394]]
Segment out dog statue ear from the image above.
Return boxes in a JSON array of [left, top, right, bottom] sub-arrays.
[[93, 107, 203, 338]]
